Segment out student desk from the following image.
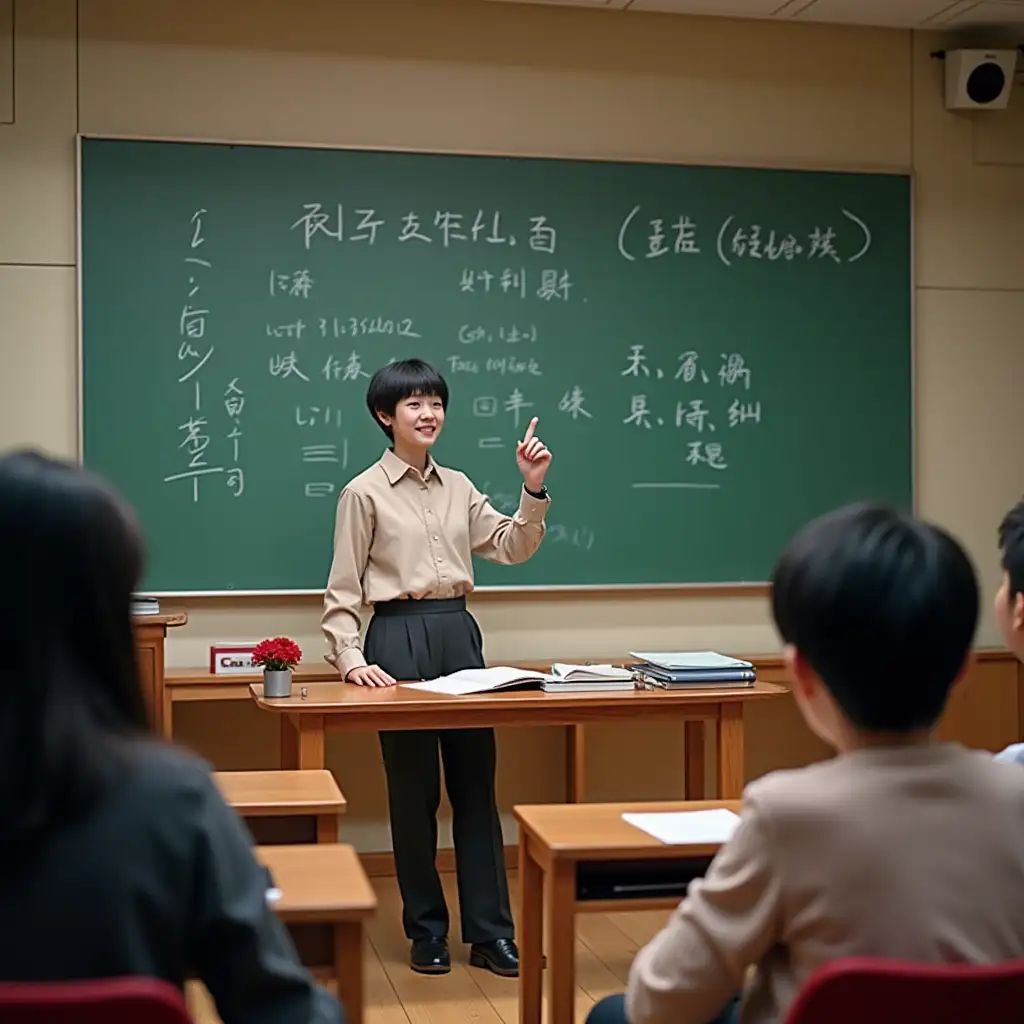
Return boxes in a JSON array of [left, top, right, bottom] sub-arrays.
[[258, 843, 377, 1024], [514, 799, 740, 1024], [214, 769, 346, 844], [250, 682, 785, 802]]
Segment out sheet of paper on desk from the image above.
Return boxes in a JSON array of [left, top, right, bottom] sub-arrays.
[[622, 808, 741, 845]]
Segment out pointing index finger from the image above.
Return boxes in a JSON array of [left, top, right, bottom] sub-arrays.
[[522, 416, 538, 444]]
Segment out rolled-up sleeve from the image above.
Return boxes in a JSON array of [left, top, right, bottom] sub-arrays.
[[321, 488, 373, 678], [626, 799, 781, 1024], [467, 482, 549, 565]]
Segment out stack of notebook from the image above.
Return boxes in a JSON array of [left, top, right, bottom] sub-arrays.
[[629, 651, 756, 689], [130, 595, 160, 616]]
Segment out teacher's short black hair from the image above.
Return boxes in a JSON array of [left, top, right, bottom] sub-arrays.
[[366, 359, 449, 438], [998, 498, 1024, 598], [771, 503, 978, 733]]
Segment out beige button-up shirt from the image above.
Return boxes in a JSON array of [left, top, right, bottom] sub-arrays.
[[321, 449, 550, 677], [627, 743, 1024, 1024]]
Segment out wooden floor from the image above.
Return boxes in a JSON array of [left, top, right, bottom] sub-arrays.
[[188, 870, 670, 1024]]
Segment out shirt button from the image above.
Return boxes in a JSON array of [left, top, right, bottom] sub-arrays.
[[433, 536, 439, 541]]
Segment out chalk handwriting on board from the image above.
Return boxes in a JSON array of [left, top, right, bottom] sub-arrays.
[[460, 268, 573, 301], [617, 206, 872, 267], [164, 208, 227, 502], [270, 269, 314, 298], [291, 205, 560, 252], [558, 386, 592, 421], [714, 209, 872, 267], [617, 348, 763, 489]]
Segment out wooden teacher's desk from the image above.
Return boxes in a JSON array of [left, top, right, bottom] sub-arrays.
[[251, 679, 785, 802], [132, 608, 186, 735], [515, 799, 741, 1024]]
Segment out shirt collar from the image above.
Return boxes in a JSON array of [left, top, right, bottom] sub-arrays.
[[379, 448, 444, 486]]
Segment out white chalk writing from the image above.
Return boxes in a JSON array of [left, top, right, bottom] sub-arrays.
[[715, 209, 872, 267], [460, 268, 573, 301], [164, 208, 223, 501], [319, 316, 421, 339]]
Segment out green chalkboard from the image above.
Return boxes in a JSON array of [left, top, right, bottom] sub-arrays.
[[79, 136, 912, 593]]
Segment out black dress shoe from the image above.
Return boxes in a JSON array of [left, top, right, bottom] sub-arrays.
[[469, 938, 519, 977], [410, 937, 450, 975]]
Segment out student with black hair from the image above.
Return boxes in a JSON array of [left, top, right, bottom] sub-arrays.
[[993, 498, 1024, 764], [321, 358, 552, 977], [0, 451, 340, 1024], [589, 503, 1024, 1024]]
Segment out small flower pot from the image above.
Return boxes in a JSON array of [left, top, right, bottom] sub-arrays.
[[263, 668, 293, 698]]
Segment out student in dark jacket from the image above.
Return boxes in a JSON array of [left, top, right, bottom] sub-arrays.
[[0, 450, 341, 1024]]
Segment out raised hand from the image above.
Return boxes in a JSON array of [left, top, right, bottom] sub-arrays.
[[515, 416, 552, 494]]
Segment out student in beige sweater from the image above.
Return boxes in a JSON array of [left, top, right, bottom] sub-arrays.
[[588, 503, 1024, 1024]]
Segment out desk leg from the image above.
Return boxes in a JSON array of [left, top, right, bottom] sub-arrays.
[[684, 721, 706, 799], [280, 714, 299, 769], [717, 703, 744, 798], [162, 689, 174, 740], [317, 813, 339, 843], [566, 725, 585, 803], [335, 921, 364, 1024], [546, 859, 576, 1024], [296, 715, 326, 770], [519, 829, 545, 1024]]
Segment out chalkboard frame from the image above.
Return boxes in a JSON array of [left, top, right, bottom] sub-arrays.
[[75, 132, 916, 597]]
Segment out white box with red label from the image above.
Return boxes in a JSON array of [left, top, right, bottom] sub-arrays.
[[210, 642, 259, 675]]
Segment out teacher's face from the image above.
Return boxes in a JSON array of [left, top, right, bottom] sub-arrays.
[[386, 393, 446, 452]]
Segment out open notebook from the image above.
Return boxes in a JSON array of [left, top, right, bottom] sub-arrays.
[[402, 666, 553, 696], [550, 663, 633, 682]]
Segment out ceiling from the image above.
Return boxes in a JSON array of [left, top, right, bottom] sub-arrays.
[[482, 0, 1024, 31]]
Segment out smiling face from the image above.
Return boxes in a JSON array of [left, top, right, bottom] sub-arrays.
[[378, 392, 446, 457]]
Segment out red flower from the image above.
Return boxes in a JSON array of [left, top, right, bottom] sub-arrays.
[[252, 636, 303, 671]]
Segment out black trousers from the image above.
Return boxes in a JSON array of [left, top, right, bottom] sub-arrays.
[[366, 597, 514, 944]]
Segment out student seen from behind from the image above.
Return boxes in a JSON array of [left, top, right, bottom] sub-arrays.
[[588, 503, 1024, 1024], [0, 450, 341, 1024], [994, 498, 1024, 764]]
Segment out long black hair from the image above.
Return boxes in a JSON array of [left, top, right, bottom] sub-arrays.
[[0, 450, 151, 859]]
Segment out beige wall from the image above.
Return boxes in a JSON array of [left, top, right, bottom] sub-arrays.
[[2, 0, 1022, 852]]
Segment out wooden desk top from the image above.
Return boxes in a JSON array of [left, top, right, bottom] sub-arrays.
[[132, 607, 188, 628], [515, 799, 743, 861], [214, 769, 346, 816], [257, 844, 376, 923], [166, 654, 789, 688], [250, 679, 786, 719]]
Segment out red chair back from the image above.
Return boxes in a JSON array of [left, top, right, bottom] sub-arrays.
[[0, 977, 191, 1023], [786, 956, 1024, 1024]]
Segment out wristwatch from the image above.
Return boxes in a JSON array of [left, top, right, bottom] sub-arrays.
[[525, 484, 549, 500]]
